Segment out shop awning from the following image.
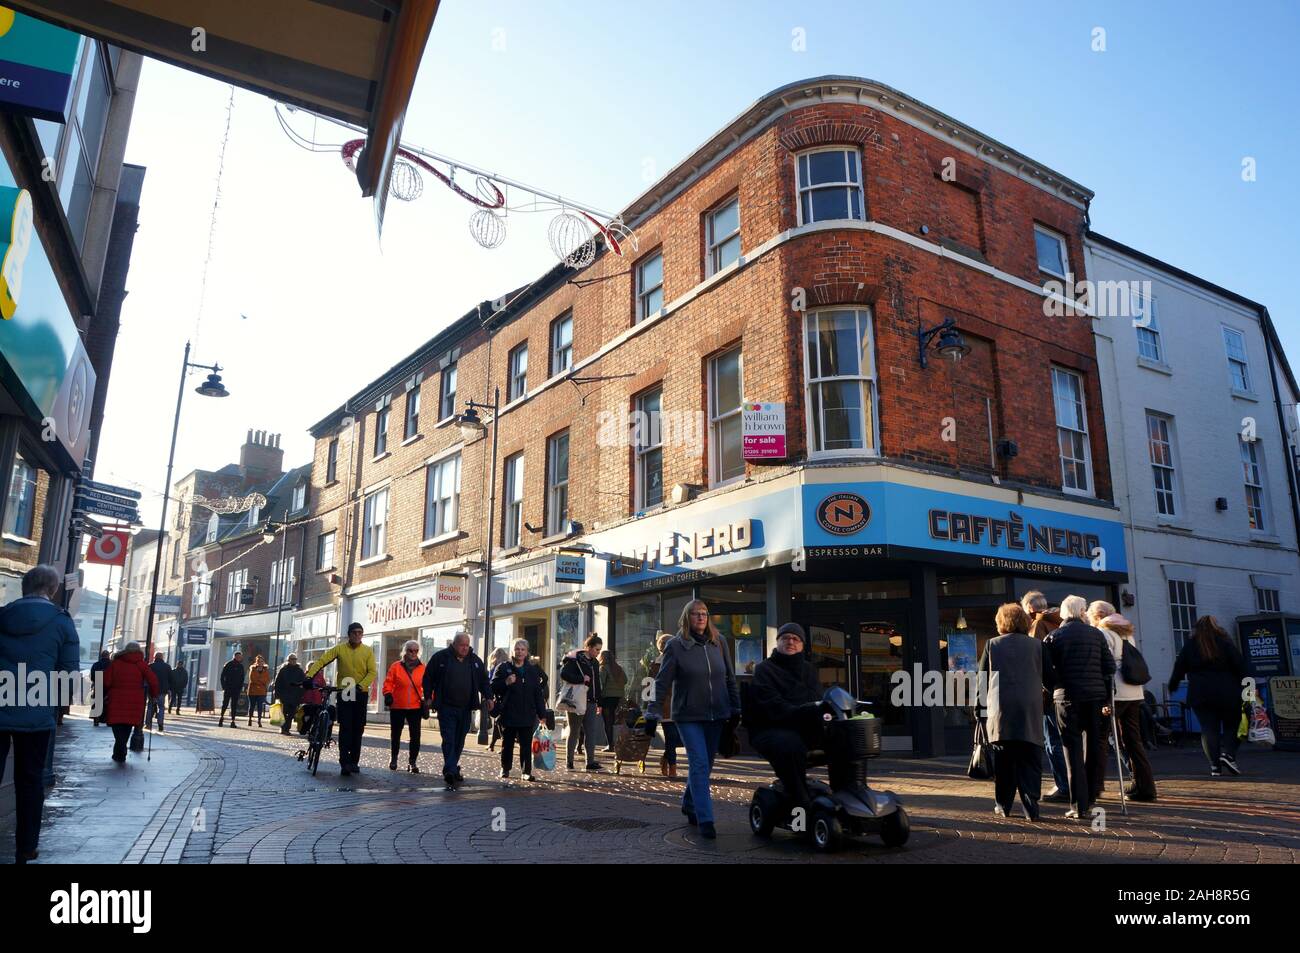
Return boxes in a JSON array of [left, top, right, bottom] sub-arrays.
[[6, 0, 440, 217]]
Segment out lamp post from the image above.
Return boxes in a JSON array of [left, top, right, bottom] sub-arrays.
[[453, 387, 499, 744], [917, 316, 971, 368], [263, 509, 290, 670], [132, 341, 228, 751]]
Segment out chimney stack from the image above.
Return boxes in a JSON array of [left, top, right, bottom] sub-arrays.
[[239, 428, 284, 483]]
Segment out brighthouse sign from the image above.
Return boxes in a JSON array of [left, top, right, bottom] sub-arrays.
[[0, 8, 81, 122]]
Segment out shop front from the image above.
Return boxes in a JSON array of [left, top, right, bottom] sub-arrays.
[[490, 555, 585, 692], [342, 574, 467, 712], [574, 467, 1127, 756]]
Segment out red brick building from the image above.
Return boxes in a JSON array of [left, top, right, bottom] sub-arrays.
[[291, 77, 1126, 755]]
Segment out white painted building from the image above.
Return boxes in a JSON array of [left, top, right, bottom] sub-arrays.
[[1086, 232, 1300, 695]]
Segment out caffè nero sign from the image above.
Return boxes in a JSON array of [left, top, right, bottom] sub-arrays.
[[609, 519, 754, 578]]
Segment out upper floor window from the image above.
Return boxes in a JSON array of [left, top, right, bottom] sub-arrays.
[[546, 431, 570, 537], [551, 312, 573, 376], [171, 541, 182, 577], [636, 252, 664, 322], [634, 388, 663, 510], [709, 347, 745, 484], [1146, 413, 1178, 517], [803, 309, 877, 455], [423, 453, 461, 540], [440, 365, 458, 420], [316, 531, 336, 571], [192, 571, 210, 616], [1168, 579, 1196, 652], [292, 483, 307, 512], [225, 568, 249, 613], [796, 149, 864, 224], [205, 512, 219, 543], [270, 557, 295, 606], [508, 343, 528, 401], [1052, 366, 1092, 495], [503, 453, 525, 549], [1239, 437, 1266, 531], [362, 487, 389, 559], [404, 385, 421, 440], [3, 455, 37, 540], [706, 197, 741, 274], [1222, 326, 1252, 392], [1256, 586, 1281, 613], [374, 402, 390, 456], [1034, 225, 1069, 280], [1133, 291, 1162, 363], [326, 438, 339, 483]]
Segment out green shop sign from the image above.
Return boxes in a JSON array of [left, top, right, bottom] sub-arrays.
[[0, 6, 81, 122]]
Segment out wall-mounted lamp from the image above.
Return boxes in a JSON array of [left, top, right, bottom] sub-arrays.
[[918, 316, 971, 368], [1215, 497, 1229, 512]]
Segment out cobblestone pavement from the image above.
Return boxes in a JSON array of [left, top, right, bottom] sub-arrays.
[[4, 708, 1298, 864]]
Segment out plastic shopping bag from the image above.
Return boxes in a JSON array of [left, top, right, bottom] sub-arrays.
[[1248, 705, 1276, 746], [1237, 709, 1249, 740], [269, 701, 284, 727], [532, 723, 557, 771]]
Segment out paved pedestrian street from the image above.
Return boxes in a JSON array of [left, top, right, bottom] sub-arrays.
[[4, 711, 1297, 865]]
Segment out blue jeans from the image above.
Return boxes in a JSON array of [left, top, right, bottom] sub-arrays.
[[437, 705, 474, 777], [1043, 713, 1070, 798], [676, 720, 724, 824]]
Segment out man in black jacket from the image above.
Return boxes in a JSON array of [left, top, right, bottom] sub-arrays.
[[1046, 595, 1116, 819], [168, 663, 189, 714], [147, 653, 171, 732], [559, 636, 605, 772], [273, 654, 305, 736], [218, 652, 245, 728], [423, 633, 492, 787], [746, 623, 823, 808]]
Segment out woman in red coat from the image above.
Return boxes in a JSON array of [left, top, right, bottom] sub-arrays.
[[103, 642, 160, 763]]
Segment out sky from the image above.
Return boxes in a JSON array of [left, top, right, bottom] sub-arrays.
[[84, 0, 1300, 599]]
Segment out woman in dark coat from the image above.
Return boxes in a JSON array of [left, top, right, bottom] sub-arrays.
[[274, 654, 305, 736], [490, 639, 547, 780], [980, 604, 1055, 820], [102, 642, 160, 763], [746, 623, 823, 808], [1170, 615, 1250, 776]]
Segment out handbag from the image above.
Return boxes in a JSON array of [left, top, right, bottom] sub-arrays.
[[556, 678, 587, 715], [1119, 640, 1152, 685], [403, 665, 431, 719], [968, 719, 997, 780]]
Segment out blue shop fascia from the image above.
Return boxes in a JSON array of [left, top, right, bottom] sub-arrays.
[[575, 464, 1127, 756]]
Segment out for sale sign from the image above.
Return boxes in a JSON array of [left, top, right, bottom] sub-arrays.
[[742, 401, 786, 459]]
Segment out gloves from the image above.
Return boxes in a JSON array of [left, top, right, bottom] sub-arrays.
[[383, 693, 394, 707]]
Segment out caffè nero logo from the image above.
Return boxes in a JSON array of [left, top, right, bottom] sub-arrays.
[[815, 493, 872, 536]]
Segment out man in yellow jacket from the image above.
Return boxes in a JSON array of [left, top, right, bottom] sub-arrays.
[[306, 622, 377, 776]]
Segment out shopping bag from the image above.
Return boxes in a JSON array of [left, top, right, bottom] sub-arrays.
[[555, 682, 587, 715], [1237, 709, 1249, 740], [269, 701, 284, 726], [532, 723, 557, 771], [1248, 705, 1276, 746]]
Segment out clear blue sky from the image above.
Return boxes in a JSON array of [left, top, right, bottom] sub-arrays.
[[88, 0, 1298, 601]]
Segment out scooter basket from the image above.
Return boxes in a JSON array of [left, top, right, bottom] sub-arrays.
[[824, 716, 882, 759]]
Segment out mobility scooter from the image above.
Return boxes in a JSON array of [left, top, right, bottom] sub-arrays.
[[748, 686, 910, 851]]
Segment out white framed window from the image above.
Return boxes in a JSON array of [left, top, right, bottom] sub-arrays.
[[191, 573, 209, 616], [636, 251, 664, 322], [1146, 413, 1178, 517], [326, 438, 339, 483], [205, 512, 219, 543], [292, 483, 306, 512], [634, 388, 663, 510], [374, 403, 389, 456], [1239, 437, 1266, 531], [1034, 225, 1069, 279], [508, 342, 528, 401], [706, 196, 741, 275], [551, 312, 573, 376], [270, 557, 295, 605], [316, 530, 336, 571], [1133, 291, 1162, 363], [3, 455, 37, 539], [440, 365, 457, 421], [1256, 586, 1281, 613], [803, 308, 877, 456], [503, 453, 525, 548], [546, 431, 570, 537], [709, 347, 745, 484], [1052, 366, 1092, 495], [423, 453, 461, 540], [225, 568, 248, 613], [1168, 579, 1197, 652], [796, 148, 864, 224], [1222, 326, 1252, 392], [404, 386, 421, 439], [362, 487, 389, 559]]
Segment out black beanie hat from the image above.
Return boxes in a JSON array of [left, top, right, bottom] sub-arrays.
[[777, 622, 806, 642]]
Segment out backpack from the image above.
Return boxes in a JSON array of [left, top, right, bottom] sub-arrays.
[[1119, 639, 1152, 686]]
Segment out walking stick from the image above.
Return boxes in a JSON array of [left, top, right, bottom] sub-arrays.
[[1109, 688, 1127, 816]]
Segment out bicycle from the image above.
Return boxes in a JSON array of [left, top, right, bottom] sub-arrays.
[[295, 685, 342, 776]]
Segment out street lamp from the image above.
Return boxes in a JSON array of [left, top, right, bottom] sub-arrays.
[[917, 316, 971, 368], [453, 387, 499, 743], [133, 341, 228, 751]]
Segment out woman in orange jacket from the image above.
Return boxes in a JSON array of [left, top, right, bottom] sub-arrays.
[[382, 640, 427, 773]]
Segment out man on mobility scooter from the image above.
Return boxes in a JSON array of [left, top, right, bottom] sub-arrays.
[[746, 623, 909, 850]]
